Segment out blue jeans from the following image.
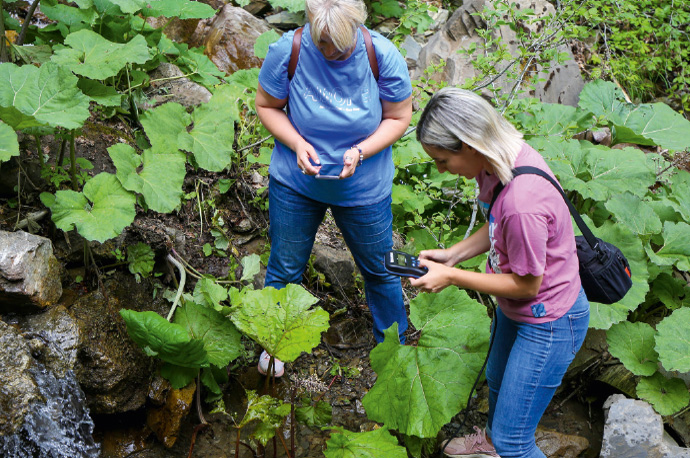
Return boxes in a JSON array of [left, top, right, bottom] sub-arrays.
[[264, 177, 407, 343], [486, 288, 589, 457]]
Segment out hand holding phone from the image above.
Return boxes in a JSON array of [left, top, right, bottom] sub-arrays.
[[315, 162, 344, 180], [384, 250, 429, 278]]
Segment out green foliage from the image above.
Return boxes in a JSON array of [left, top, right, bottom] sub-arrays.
[[228, 285, 329, 363], [295, 400, 332, 427], [323, 427, 408, 458], [636, 373, 690, 416], [238, 390, 292, 445], [362, 288, 490, 439], [655, 308, 690, 373], [0, 121, 19, 162], [127, 242, 155, 279], [606, 321, 658, 376]]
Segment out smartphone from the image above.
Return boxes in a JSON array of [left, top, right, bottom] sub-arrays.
[[384, 250, 428, 278], [315, 162, 343, 180]]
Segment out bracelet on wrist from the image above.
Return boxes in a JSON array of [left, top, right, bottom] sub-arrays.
[[352, 144, 364, 166]]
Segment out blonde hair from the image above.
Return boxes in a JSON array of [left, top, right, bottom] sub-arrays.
[[305, 0, 367, 51], [416, 88, 524, 184]]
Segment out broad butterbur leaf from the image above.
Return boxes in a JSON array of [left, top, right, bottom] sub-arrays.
[[362, 288, 491, 438], [606, 321, 658, 376], [120, 309, 209, 368], [238, 390, 291, 445], [102, 0, 147, 15], [78, 79, 123, 107], [52, 29, 151, 80], [141, 0, 215, 18], [240, 254, 261, 282], [637, 373, 690, 416], [47, 172, 136, 243], [192, 277, 228, 310], [646, 222, 690, 272], [127, 242, 155, 278], [160, 363, 198, 389], [109, 143, 186, 213], [180, 86, 238, 171], [0, 121, 19, 162], [323, 427, 407, 458], [229, 284, 328, 362], [295, 400, 332, 427], [254, 30, 281, 59], [139, 102, 192, 154], [174, 302, 242, 367], [0, 62, 90, 130], [264, 0, 304, 13], [40, 2, 98, 26], [655, 307, 690, 373], [604, 193, 662, 237]]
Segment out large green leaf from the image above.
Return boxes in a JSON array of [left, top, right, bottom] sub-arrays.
[[139, 102, 192, 153], [174, 302, 242, 367], [586, 220, 648, 329], [606, 321, 658, 376], [0, 121, 19, 163], [108, 143, 186, 213], [192, 276, 229, 311], [295, 400, 332, 427], [655, 307, 690, 373], [160, 363, 198, 389], [666, 170, 690, 222], [238, 390, 291, 445], [578, 80, 690, 152], [77, 79, 123, 107], [0, 62, 90, 130], [105, 0, 147, 14], [254, 30, 281, 59], [181, 85, 238, 172], [324, 427, 407, 458], [51, 29, 151, 80], [228, 285, 328, 362], [604, 193, 662, 237], [362, 288, 491, 438], [646, 222, 690, 272], [637, 373, 690, 416], [47, 172, 136, 242], [141, 0, 215, 19], [119, 309, 209, 368], [40, 3, 98, 26], [264, 0, 304, 12]]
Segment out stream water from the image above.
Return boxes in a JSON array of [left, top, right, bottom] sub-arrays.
[[0, 364, 100, 458]]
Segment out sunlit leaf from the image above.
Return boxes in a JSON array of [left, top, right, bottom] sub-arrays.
[[637, 373, 690, 416], [40, 2, 98, 26], [655, 307, 690, 373], [229, 284, 328, 362], [238, 390, 291, 445], [192, 276, 229, 310], [362, 288, 490, 438], [47, 172, 136, 242], [139, 102, 192, 154], [324, 427, 407, 458], [646, 222, 690, 272], [141, 0, 215, 19], [240, 254, 261, 282], [254, 30, 281, 59], [0, 121, 19, 163], [604, 193, 662, 237], [607, 321, 658, 376], [51, 29, 151, 80]]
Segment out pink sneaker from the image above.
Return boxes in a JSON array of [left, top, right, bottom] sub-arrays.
[[257, 350, 284, 377], [441, 426, 500, 457]]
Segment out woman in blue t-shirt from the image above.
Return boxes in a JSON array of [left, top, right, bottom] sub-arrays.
[[254, 0, 413, 375]]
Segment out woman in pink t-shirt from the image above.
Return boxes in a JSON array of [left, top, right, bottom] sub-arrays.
[[410, 88, 589, 458]]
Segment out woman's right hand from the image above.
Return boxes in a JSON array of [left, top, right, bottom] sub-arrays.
[[295, 139, 321, 176], [418, 248, 457, 267]]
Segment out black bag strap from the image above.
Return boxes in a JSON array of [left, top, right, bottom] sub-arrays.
[[287, 25, 379, 80], [488, 166, 600, 250]]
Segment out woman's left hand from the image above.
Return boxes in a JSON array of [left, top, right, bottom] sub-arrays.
[[340, 147, 359, 178], [409, 258, 453, 293]]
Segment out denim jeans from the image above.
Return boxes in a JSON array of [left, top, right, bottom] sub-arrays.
[[485, 287, 589, 458], [264, 177, 408, 343]]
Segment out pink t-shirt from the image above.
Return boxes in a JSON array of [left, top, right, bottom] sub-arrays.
[[476, 143, 581, 323]]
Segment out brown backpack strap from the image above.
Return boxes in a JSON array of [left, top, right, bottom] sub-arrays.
[[288, 27, 303, 80], [359, 25, 379, 81]]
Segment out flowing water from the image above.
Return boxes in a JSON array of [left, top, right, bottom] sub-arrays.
[[0, 364, 100, 458]]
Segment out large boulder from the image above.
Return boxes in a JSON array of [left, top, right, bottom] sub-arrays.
[[411, 0, 584, 105], [0, 230, 62, 313]]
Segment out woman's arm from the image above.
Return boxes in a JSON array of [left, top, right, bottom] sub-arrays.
[[340, 96, 412, 178], [419, 223, 491, 267], [255, 83, 322, 175]]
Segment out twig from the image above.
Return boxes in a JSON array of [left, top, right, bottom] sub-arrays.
[[186, 423, 208, 458], [14, 210, 47, 230], [166, 254, 186, 321], [16, 0, 40, 46], [238, 134, 272, 154]]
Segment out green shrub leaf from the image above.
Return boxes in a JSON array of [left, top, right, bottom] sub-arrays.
[[607, 321, 658, 376], [604, 193, 662, 237], [655, 307, 690, 373], [295, 400, 332, 427], [646, 222, 690, 272], [141, 0, 215, 19], [48, 172, 136, 242], [106, 0, 147, 14], [40, 3, 98, 26], [108, 143, 186, 213], [119, 309, 209, 368], [229, 284, 328, 362], [192, 276, 229, 310], [0, 62, 90, 130], [239, 390, 291, 445], [362, 288, 491, 438], [174, 302, 242, 367], [637, 373, 690, 416], [139, 102, 192, 153], [0, 121, 19, 163], [254, 30, 281, 59], [240, 254, 261, 282], [324, 427, 407, 458], [52, 29, 151, 80], [127, 242, 155, 278], [160, 363, 198, 389], [77, 79, 123, 107]]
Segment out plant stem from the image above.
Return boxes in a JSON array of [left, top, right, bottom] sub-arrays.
[[57, 135, 67, 167], [166, 254, 186, 321], [34, 134, 43, 168], [0, 0, 8, 62], [235, 428, 241, 458], [16, 0, 39, 45], [69, 131, 77, 190]]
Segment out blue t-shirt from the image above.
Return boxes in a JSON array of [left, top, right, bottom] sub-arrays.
[[259, 24, 412, 206]]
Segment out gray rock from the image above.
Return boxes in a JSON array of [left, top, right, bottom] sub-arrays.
[[0, 320, 40, 435], [148, 63, 212, 108], [400, 35, 423, 68], [0, 230, 62, 313], [601, 395, 690, 458], [265, 10, 306, 30], [312, 243, 357, 293]]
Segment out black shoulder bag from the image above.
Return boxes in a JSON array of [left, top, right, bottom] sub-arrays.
[[489, 166, 632, 304]]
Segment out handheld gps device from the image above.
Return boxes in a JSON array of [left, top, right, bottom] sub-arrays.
[[385, 250, 428, 278]]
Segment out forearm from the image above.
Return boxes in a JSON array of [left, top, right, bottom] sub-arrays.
[[355, 97, 412, 159], [445, 270, 542, 299], [448, 223, 491, 264]]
